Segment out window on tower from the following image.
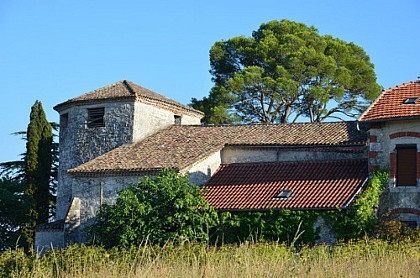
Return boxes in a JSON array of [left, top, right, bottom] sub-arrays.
[[87, 107, 105, 128]]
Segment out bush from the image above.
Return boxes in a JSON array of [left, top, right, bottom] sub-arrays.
[[375, 216, 420, 242], [88, 169, 218, 248], [211, 210, 320, 245]]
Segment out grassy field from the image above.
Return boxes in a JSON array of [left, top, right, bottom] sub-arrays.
[[1, 239, 419, 277]]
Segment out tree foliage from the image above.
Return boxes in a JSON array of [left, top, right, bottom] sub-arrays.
[[26, 101, 53, 218], [20, 101, 54, 246], [0, 101, 57, 248], [88, 169, 218, 248], [212, 210, 319, 245], [0, 177, 28, 250], [191, 19, 381, 124]]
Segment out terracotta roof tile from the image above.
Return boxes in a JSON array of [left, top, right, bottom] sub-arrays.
[[359, 80, 420, 122], [69, 121, 367, 176], [202, 159, 368, 210], [54, 80, 203, 116]]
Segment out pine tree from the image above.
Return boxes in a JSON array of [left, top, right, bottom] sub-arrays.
[[21, 100, 53, 246]]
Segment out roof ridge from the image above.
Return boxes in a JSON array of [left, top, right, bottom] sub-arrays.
[[199, 121, 356, 128], [85, 80, 126, 94], [122, 80, 136, 96]]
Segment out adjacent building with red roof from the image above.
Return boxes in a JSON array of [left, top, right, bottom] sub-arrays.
[[359, 80, 420, 228], [35, 80, 419, 250]]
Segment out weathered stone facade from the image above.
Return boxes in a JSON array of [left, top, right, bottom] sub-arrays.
[[56, 101, 136, 219], [132, 102, 200, 142], [51, 82, 204, 247], [222, 145, 365, 164], [182, 151, 222, 186], [367, 119, 420, 224]]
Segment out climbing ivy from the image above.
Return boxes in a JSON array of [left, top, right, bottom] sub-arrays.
[[88, 170, 388, 248], [323, 170, 388, 240], [211, 210, 320, 245], [211, 171, 388, 244]]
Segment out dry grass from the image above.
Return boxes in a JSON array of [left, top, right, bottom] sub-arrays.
[[2, 239, 419, 278]]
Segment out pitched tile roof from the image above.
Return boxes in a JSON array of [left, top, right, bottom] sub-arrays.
[[69, 121, 367, 176], [359, 80, 420, 122], [202, 159, 368, 210], [54, 80, 203, 116]]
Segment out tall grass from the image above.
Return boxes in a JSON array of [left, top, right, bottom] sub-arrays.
[[1, 239, 419, 277]]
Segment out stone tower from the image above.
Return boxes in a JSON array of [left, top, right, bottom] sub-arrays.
[[53, 80, 203, 220]]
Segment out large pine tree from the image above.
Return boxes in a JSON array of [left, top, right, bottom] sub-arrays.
[[191, 19, 380, 124], [21, 100, 53, 246]]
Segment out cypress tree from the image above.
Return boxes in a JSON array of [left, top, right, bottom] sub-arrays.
[[21, 100, 53, 246]]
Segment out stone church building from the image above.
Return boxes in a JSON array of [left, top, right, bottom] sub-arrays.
[[35, 80, 420, 249]]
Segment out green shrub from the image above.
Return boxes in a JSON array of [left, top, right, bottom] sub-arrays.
[[88, 169, 218, 248], [211, 210, 320, 245], [375, 215, 420, 242]]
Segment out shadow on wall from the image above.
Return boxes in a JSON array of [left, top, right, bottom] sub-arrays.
[[188, 168, 212, 186]]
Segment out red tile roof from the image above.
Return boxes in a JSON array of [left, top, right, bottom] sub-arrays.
[[359, 80, 420, 122], [68, 122, 367, 176], [54, 80, 203, 117], [202, 159, 368, 210]]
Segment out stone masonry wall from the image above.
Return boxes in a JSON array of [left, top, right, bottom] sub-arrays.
[[68, 149, 221, 243], [182, 150, 222, 185], [132, 102, 201, 142], [369, 119, 420, 225], [56, 101, 135, 219], [71, 175, 141, 242], [222, 146, 365, 164], [35, 231, 65, 252]]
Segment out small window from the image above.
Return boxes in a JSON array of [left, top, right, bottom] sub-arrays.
[[396, 145, 417, 186], [273, 190, 292, 200], [174, 115, 182, 126], [403, 97, 419, 104], [60, 113, 69, 128], [87, 108, 105, 128]]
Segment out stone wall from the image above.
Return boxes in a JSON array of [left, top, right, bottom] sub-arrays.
[[368, 119, 420, 226], [35, 231, 65, 252], [183, 150, 222, 185], [314, 216, 337, 245], [70, 151, 223, 242], [222, 146, 365, 164], [57, 99, 202, 220], [70, 175, 141, 242], [133, 102, 176, 142], [56, 101, 135, 219], [132, 102, 201, 142], [369, 119, 420, 174]]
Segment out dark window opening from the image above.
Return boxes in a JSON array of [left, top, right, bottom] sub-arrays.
[[60, 113, 69, 128], [87, 107, 105, 128], [401, 221, 418, 229], [174, 115, 182, 125], [396, 145, 417, 186], [403, 97, 419, 104], [273, 190, 292, 200]]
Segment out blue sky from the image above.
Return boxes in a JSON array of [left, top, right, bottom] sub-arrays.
[[1, 0, 419, 163]]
